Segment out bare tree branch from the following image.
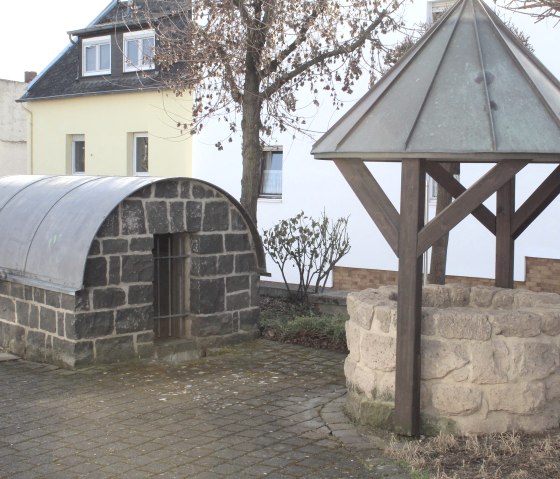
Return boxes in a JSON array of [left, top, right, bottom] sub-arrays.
[[230, 0, 253, 26], [136, 0, 408, 221], [262, 5, 399, 99], [260, 2, 325, 78], [499, 0, 560, 23]]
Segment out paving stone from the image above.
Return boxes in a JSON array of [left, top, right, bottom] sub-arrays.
[[0, 341, 410, 478]]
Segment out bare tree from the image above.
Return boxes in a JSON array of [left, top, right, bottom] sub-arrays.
[[134, 0, 405, 223], [499, 0, 560, 23]]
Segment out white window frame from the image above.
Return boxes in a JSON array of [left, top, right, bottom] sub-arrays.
[[82, 35, 111, 76], [427, 0, 455, 23], [133, 132, 149, 176], [259, 147, 283, 200], [427, 176, 438, 204], [123, 30, 155, 72], [71, 135, 85, 175], [427, 173, 460, 204]]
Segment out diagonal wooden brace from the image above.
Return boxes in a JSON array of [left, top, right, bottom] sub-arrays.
[[512, 164, 560, 240], [335, 159, 400, 256], [425, 162, 496, 235], [417, 159, 528, 257]]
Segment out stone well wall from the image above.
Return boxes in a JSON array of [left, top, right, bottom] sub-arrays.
[[0, 179, 261, 368], [345, 284, 560, 434]]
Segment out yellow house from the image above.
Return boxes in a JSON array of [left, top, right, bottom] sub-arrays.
[[19, 0, 192, 177]]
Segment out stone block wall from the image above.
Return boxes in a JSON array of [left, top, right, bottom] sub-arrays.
[[0, 281, 90, 367], [333, 267, 399, 291], [525, 257, 560, 294], [0, 179, 260, 368], [345, 284, 560, 434]]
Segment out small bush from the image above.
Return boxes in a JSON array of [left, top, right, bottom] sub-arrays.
[[262, 211, 350, 302]]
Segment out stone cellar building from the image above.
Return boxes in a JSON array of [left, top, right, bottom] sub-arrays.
[[0, 175, 266, 368]]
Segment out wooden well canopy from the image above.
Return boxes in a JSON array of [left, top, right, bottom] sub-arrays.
[[312, 0, 560, 436]]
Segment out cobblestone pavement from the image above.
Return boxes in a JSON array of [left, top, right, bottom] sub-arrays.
[[0, 340, 410, 479]]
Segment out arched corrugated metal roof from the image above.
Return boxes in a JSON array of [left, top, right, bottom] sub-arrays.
[[0, 175, 265, 293], [312, 0, 560, 162]]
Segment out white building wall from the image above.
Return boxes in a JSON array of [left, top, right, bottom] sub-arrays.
[[193, 1, 560, 285], [0, 79, 27, 175]]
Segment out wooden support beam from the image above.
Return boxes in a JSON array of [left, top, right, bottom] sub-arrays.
[[425, 162, 496, 235], [417, 160, 528, 257], [395, 159, 425, 437], [495, 178, 515, 288], [512, 164, 560, 240], [334, 159, 400, 256]]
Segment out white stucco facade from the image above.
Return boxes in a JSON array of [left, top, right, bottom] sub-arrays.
[[0, 79, 27, 175], [192, 1, 560, 286]]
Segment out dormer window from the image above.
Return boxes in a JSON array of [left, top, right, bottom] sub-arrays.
[[123, 30, 155, 72], [82, 35, 111, 76]]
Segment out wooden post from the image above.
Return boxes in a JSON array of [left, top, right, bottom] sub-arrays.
[[496, 177, 515, 288], [395, 159, 425, 436]]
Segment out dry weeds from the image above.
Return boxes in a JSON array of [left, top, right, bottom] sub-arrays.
[[387, 429, 560, 478]]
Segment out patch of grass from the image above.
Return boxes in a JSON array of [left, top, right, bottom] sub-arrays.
[[387, 430, 560, 478], [259, 297, 348, 352], [259, 296, 314, 320]]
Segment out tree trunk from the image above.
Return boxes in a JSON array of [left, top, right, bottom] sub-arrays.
[[428, 163, 460, 284], [239, 69, 263, 224]]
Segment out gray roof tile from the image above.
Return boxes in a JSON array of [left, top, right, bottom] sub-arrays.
[[19, 0, 177, 102]]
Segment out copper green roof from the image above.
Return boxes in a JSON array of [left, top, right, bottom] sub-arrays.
[[312, 0, 560, 162]]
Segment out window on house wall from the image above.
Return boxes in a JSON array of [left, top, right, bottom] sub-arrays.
[[428, 0, 455, 23], [123, 30, 155, 72], [153, 233, 191, 339], [82, 36, 111, 76], [134, 132, 149, 176], [72, 135, 85, 175], [427, 173, 460, 204], [427, 176, 438, 204], [260, 148, 283, 199]]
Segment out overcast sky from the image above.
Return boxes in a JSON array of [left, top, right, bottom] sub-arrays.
[[1, 1, 110, 82], [1, 0, 559, 83]]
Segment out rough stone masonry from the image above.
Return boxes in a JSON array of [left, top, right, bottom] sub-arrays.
[[345, 284, 560, 434], [0, 179, 262, 368]]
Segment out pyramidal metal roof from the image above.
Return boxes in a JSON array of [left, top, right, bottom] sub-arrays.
[[312, 0, 560, 162]]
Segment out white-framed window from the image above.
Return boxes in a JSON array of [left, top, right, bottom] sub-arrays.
[[427, 0, 455, 23], [134, 132, 149, 176], [260, 148, 283, 199], [123, 30, 155, 72], [82, 35, 111, 76], [427, 173, 460, 203], [71, 135, 85, 175], [427, 176, 438, 204]]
